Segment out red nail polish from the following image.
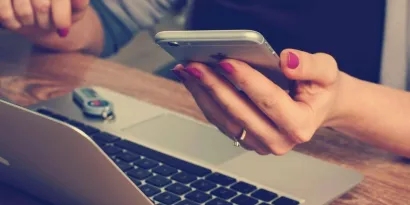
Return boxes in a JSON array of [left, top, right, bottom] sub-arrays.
[[171, 69, 185, 81], [219, 62, 234, 74], [57, 28, 70, 37], [185, 67, 202, 79], [287, 52, 299, 69]]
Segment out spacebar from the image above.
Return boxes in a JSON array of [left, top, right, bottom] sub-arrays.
[[115, 139, 212, 177]]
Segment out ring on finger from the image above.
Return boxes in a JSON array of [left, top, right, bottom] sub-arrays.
[[233, 128, 247, 147]]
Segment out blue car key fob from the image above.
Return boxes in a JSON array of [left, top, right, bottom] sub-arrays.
[[72, 87, 114, 119]]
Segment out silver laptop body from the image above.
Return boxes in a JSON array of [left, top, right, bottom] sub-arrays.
[[0, 86, 363, 205]]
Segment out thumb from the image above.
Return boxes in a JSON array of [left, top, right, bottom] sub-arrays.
[[71, 0, 90, 12], [280, 49, 339, 86]]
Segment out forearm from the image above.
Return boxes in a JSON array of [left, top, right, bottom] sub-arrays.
[[330, 72, 410, 157], [27, 8, 104, 56]]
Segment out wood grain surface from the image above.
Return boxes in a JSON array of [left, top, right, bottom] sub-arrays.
[[0, 51, 409, 205]]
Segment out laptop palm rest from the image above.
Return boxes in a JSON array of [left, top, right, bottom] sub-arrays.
[[122, 113, 363, 204], [122, 114, 247, 166]]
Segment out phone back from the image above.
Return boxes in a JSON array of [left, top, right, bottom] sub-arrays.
[[154, 30, 280, 70]]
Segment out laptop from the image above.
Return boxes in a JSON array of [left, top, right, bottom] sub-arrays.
[[0, 86, 363, 205]]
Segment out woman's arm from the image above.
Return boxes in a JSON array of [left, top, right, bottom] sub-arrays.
[[29, 0, 180, 57], [173, 49, 410, 157], [330, 73, 410, 157]]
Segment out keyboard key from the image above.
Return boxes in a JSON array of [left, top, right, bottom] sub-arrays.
[[67, 120, 99, 135], [139, 184, 161, 197], [206, 198, 232, 205], [153, 192, 181, 205], [129, 177, 142, 186], [146, 175, 172, 187], [171, 172, 197, 184], [257, 203, 270, 205], [93, 139, 106, 147], [153, 165, 178, 176], [175, 199, 199, 205], [115, 152, 140, 163], [37, 109, 99, 135], [127, 168, 152, 180], [231, 182, 257, 194], [135, 158, 159, 169], [185, 190, 212, 203], [115, 140, 212, 176], [52, 114, 69, 122], [92, 132, 120, 143], [114, 160, 133, 171], [51, 113, 70, 121], [165, 183, 191, 195], [231, 194, 258, 205], [206, 173, 236, 186], [272, 197, 299, 205], [79, 125, 99, 135], [37, 108, 69, 121], [210, 187, 237, 199], [152, 200, 163, 205], [251, 189, 278, 202], [37, 108, 56, 117], [101, 145, 122, 155], [191, 180, 217, 192]]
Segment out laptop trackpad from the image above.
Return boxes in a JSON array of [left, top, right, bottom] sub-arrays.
[[122, 114, 247, 166]]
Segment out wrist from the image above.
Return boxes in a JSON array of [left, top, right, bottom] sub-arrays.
[[323, 72, 360, 130]]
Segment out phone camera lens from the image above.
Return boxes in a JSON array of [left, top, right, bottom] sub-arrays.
[[168, 42, 179, 47]]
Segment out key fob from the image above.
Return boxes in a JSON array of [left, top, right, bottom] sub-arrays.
[[72, 87, 114, 119]]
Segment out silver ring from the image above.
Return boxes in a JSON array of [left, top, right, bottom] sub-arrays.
[[234, 129, 247, 147]]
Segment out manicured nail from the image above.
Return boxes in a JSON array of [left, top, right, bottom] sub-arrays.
[[57, 28, 70, 37], [219, 62, 234, 74], [171, 69, 185, 81], [185, 67, 202, 79], [287, 52, 299, 69]]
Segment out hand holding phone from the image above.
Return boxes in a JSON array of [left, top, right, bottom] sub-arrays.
[[154, 30, 288, 88]]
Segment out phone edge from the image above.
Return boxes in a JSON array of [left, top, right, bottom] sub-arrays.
[[154, 30, 265, 45]]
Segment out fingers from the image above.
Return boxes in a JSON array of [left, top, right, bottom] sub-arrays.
[[71, 0, 89, 12], [13, 0, 35, 26], [0, 0, 22, 30], [217, 59, 303, 135], [31, 0, 51, 29], [0, 0, 74, 35], [51, 0, 71, 30], [280, 49, 339, 86], [182, 63, 296, 155], [173, 65, 271, 155]]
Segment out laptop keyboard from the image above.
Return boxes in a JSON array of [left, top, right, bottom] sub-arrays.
[[36, 108, 300, 205]]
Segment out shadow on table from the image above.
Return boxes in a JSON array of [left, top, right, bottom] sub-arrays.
[[153, 61, 181, 82]]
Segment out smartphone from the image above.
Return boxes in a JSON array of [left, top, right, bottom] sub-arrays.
[[154, 30, 280, 70]]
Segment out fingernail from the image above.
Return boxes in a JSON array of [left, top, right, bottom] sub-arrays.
[[287, 52, 299, 69], [219, 62, 234, 74], [185, 67, 202, 79], [57, 28, 70, 37], [171, 69, 185, 81]]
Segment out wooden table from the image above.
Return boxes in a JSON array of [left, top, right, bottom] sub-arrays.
[[0, 51, 409, 205]]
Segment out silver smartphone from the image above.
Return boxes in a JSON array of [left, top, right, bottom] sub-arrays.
[[154, 30, 280, 70]]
